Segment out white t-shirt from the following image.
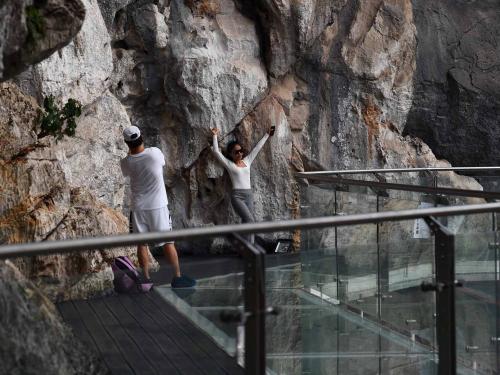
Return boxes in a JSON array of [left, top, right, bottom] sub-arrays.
[[120, 147, 168, 210], [211, 134, 269, 190]]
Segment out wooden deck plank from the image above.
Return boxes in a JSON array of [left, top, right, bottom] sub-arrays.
[[117, 294, 204, 375], [146, 292, 244, 373], [89, 297, 159, 375], [101, 296, 177, 375], [135, 293, 230, 374], [57, 301, 96, 349], [58, 256, 254, 375], [72, 300, 135, 375]]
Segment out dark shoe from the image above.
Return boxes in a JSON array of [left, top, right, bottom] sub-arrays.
[[138, 276, 153, 292], [171, 275, 196, 288]]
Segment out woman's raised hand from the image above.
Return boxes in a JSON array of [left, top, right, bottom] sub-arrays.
[[211, 128, 219, 136]]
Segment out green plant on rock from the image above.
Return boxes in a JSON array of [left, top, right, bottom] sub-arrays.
[[25, 5, 45, 46], [39, 96, 82, 141]]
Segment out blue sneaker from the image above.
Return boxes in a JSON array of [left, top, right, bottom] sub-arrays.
[[171, 275, 196, 288]]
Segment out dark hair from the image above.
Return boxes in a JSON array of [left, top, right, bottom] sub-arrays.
[[226, 141, 238, 155], [226, 141, 245, 162], [125, 135, 144, 149]]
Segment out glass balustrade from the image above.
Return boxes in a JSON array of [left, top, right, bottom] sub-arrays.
[[3, 172, 499, 375], [454, 229, 500, 374], [153, 183, 499, 374]]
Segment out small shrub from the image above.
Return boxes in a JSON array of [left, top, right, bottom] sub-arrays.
[[39, 96, 82, 141], [25, 5, 45, 45]]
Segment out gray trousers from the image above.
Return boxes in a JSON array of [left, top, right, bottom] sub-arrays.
[[231, 189, 255, 243]]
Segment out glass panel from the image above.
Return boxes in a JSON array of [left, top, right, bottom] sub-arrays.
[[376, 197, 438, 349], [299, 225, 438, 372], [454, 231, 499, 374], [337, 242, 379, 317], [301, 248, 339, 300], [300, 184, 337, 252], [469, 176, 500, 193], [267, 356, 437, 375], [266, 296, 437, 375], [300, 184, 336, 221], [378, 234, 437, 350], [155, 279, 241, 356], [336, 190, 378, 247], [452, 212, 494, 235]]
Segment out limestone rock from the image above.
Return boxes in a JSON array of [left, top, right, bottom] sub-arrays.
[[0, 0, 85, 81], [0, 82, 156, 301], [341, 0, 416, 105], [97, 0, 135, 30], [405, 0, 500, 166], [51, 91, 130, 209], [236, 0, 347, 78], [0, 260, 109, 375], [2, 0, 499, 265], [132, 3, 169, 49], [19, 0, 113, 106], [0, 80, 40, 160], [287, 0, 417, 171], [13, 188, 142, 302], [164, 0, 268, 166]]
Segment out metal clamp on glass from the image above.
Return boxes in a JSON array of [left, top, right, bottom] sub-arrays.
[[220, 307, 280, 324], [465, 345, 480, 352], [421, 279, 464, 292]]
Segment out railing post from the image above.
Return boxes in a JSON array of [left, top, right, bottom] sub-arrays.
[[334, 189, 340, 300], [231, 234, 266, 375], [424, 216, 457, 375], [493, 212, 500, 371]]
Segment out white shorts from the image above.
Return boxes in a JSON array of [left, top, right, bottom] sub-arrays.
[[131, 206, 173, 246]]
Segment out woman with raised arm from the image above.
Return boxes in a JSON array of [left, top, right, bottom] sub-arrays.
[[211, 126, 275, 243]]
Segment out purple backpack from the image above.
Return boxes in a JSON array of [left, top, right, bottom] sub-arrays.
[[111, 256, 153, 293]]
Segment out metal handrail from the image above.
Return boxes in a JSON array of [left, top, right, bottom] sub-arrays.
[[1, 202, 500, 259], [296, 174, 500, 200], [296, 166, 500, 176]]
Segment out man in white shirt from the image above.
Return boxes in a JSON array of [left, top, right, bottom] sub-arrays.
[[120, 126, 195, 288]]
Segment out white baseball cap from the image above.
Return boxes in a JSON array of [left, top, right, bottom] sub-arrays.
[[123, 126, 141, 142]]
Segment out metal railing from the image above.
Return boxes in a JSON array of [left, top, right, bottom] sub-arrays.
[[295, 166, 500, 202], [296, 173, 500, 200], [2, 202, 500, 375], [296, 166, 500, 176], [2, 203, 500, 258], [297, 172, 500, 375]]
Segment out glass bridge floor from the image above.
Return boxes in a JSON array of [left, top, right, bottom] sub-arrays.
[[155, 263, 495, 375]]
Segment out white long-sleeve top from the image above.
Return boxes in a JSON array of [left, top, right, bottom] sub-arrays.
[[212, 133, 269, 190]]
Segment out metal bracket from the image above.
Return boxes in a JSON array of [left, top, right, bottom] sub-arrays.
[[466, 345, 480, 352], [220, 307, 280, 324], [369, 173, 390, 197], [421, 280, 463, 293], [423, 215, 453, 236]]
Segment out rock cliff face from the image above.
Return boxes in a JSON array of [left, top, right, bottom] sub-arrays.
[[0, 0, 85, 81], [406, 0, 500, 167], [0, 82, 157, 301], [1, 0, 498, 291], [0, 260, 108, 375]]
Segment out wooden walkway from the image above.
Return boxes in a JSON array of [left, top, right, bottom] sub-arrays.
[[57, 256, 246, 375]]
